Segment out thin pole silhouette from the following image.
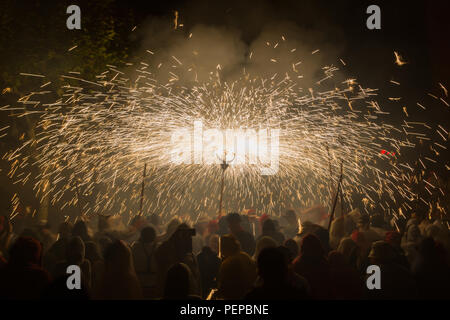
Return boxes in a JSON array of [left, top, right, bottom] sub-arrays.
[[328, 160, 344, 230], [139, 163, 147, 216]]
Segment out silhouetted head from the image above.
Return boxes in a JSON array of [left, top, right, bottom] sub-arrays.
[[226, 213, 241, 232], [257, 247, 288, 285], [328, 250, 349, 271], [170, 223, 195, 258], [140, 226, 156, 244], [72, 220, 89, 241], [163, 262, 191, 299], [58, 221, 73, 239], [262, 218, 276, 235], [9, 236, 42, 267], [417, 237, 441, 261], [66, 236, 85, 265], [300, 233, 324, 260], [255, 236, 277, 259], [220, 234, 240, 259], [368, 240, 396, 265]]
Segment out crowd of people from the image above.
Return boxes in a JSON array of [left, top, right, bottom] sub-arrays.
[[0, 204, 449, 300]]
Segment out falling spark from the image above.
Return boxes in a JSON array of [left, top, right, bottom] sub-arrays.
[[438, 83, 448, 97], [394, 51, 407, 66], [19, 73, 45, 78], [173, 11, 179, 30]]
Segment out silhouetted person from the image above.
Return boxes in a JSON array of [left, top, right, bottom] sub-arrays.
[[284, 239, 299, 262], [0, 237, 51, 299], [226, 213, 256, 256], [384, 231, 409, 270], [293, 233, 334, 299], [72, 220, 92, 243], [254, 236, 277, 260], [93, 240, 142, 299], [245, 247, 309, 300], [85, 241, 104, 291], [197, 246, 221, 298], [216, 234, 257, 299], [411, 237, 450, 299], [132, 226, 158, 299], [357, 214, 382, 245], [155, 224, 200, 297], [365, 240, 418, 300], [53, 236, 92, 288], [328, 251, 364, 299], [162, 262, 201, 300], [44, 221, 73, 275], [258, 218, 285, 246]]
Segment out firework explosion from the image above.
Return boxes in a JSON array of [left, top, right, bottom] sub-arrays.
[[1, 34, 448, 226]]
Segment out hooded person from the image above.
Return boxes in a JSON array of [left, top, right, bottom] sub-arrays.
[[0, 236, 51, 299], [93, 240, 142, 299], [52, 236, 92, 288]]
